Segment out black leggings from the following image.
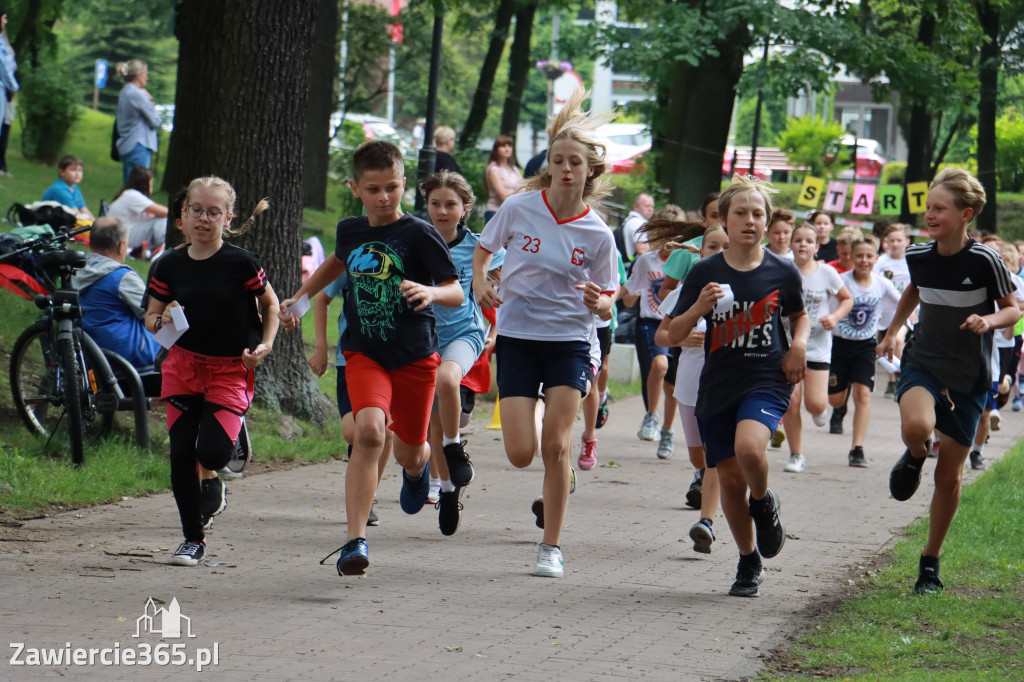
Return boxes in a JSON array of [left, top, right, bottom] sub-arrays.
[[167, 394, 239, 541]]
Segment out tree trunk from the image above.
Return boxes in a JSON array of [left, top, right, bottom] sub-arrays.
[[499, 1, 537, 138], [459, 0, 515, 150], [899, 13, 936, 223], [303, 0, 340, 211], [975, 0, 999, 233], [164, 0, 334, 423]]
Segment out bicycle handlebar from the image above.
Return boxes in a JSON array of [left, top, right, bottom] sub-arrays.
[[0, 224, 93, 264]]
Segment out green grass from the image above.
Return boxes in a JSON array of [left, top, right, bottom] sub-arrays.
[[765, 445, 1024, 680]]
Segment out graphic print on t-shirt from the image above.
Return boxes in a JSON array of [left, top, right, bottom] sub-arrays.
[[709, 290, 779, 352], [644, 271, 665, 316], [346, 241, 406, 341]]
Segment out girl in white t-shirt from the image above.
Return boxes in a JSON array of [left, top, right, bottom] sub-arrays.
[[107, 166, 169, 259], [655, 225, 728, 554], [473, 88, 617, 579], [779, 223, 853, 473]]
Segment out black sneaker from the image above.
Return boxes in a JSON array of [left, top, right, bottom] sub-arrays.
[[437, 488, 463, 536], [443, 440, 475, 487], [890, 446, 926, 501], [170, 540, 206, 566], [532, 496, 544, 529], [829, 405, 845, 434], [227, 416, 252, 473], [685, 468, 703, 509], [749, 489, 785, 559], [913, 555, 943, 595], [367, 498, 380, 527], [200, 477, 227, 518], [595, 398, 609, 429], [849, 446, 868, 468], [728, 553, 766, 597], [969, 451, 986, 470]]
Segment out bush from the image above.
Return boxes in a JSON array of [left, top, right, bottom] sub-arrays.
[[17, 64, 81, 164], [775, 117, 849, 178], [995, 112, 1024, 192], [881, 162, 906, 184]]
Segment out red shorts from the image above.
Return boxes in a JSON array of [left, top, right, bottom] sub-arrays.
[[160, 346, 254, 415], [343, 351, 440, 446]]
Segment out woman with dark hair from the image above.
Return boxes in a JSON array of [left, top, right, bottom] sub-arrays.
[[107, 166, 169, 259], [483, 134, 522, 223], [115, 59, 161, 183]]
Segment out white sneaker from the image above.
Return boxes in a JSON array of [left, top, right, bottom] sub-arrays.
[[812, 406, 831, 428], [427, 478, 441, 505], [534, 543, 564, 578], [990, 409, 1002, 432], [218, 466, 244, 480], [638, 412, 660, 441], [784, 452, 805, 473]]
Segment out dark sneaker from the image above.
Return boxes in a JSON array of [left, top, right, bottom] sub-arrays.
[[320, 538, 369, 576], [170, 540, 206, 566], [443, 440, 475, 487], [595, 398, 609, 429], [913, 555, 943, 595], [969, 451, 986, 470], [685, 468, 703, 509], [689, 519, 715, 554], [829, 407, 844, 434], [728, 554, 765, 597], [399, 465, 431, 514], [890, 446, 926, 501], [200, 477, 227, 518], [437, 488, 463, 536], [201, 515, 214, 531], [849, 446, 868, 468], [227, 416, 252, 473], [367, 498, 380, 527], [531, 496, 544, 529], [749, 489, 785, 559]]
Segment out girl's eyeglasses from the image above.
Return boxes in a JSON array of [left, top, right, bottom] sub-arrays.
[[186, 205, 225, 220]]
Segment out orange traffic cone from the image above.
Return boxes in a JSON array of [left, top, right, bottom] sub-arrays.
[[486, 394, 502, 430]]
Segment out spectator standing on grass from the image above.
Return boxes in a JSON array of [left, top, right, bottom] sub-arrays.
[[0, 6, 19, 176], [432, 126, 462, 175], [116, 59, 161, 183], [483, 135, 522, 223]]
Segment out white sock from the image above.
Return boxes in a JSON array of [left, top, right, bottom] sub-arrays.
[[600, 390, 609, 402], [440, 479, 456, 493], [429, 476, 441, 488], [974, 443, 986, 455], [442, 433, 461, 446]]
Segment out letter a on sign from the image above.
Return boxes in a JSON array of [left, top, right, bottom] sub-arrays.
[[850, 184, 875, 215]]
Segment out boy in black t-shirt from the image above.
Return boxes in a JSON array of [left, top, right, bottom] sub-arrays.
[[878, 168, 1018, 595], [669, 175, 809, 597], [279, 141, 462, 577]]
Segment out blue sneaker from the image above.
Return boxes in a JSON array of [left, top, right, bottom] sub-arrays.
[[400, 464, 431, 514], [320, 538, 369, 576]]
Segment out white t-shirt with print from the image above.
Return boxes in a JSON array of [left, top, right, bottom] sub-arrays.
[[801, 262, 845, 363], [107, 189, 155, 228], [625, 250, 669, 320], [874, 253, 911, 295], [833, 270, 900, 341]]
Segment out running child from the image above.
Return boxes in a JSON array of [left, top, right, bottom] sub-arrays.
[[880, 167, 1018, 595], [764, 208, 794, 260], [779, 223, 853, 473], [810, 210, 838, 262], [668, 175, 809, 597], [874, 223, 913, 395], [827, 226, 861, 274], [145, 176, 279, 566], [279, 140, 463, 576], [473, 87, 617, 578]]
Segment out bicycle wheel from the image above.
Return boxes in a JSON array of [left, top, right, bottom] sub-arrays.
[[56, 333, 86, 464], [10, 321, 61, 438]]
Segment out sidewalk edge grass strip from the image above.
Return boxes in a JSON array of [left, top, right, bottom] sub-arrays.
[[765, 443, 1024, 680]]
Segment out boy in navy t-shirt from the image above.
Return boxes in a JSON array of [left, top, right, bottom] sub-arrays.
[[669, 175, 808, 598], [280, 141, 462, 577], [878, 168, 1018, 595]]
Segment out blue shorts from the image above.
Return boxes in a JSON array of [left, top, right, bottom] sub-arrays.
[[896, 363, 986, 447], [336, 365, 352, 418], [637, 318, 672, 359], [985, 381, 999, 410], [496, 336, 591, 398], [697, 390, 791, 468]]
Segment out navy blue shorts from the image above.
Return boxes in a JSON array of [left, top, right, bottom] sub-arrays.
[[336, 364, 352, 418], [496, 336, 591, 398], [697, 390, 791, 468], [896, 363, 986, 447], [638, 318, 672, 359]]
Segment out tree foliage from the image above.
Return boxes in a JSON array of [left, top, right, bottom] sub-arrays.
[[775, 116, 850, 178]]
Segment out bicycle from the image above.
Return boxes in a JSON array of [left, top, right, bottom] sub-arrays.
[[2, 224, 131, 465]]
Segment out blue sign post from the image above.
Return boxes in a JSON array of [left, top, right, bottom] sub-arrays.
[[93, 59, 108, 110]]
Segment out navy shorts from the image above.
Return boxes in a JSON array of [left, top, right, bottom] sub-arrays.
[[896, 363, 986, 447], [597, 325, 612, 362], [496, 336, 591, 398], [697, 390, 791, 468], [638, 318, 672, 359], [336, 365, 352, 418]]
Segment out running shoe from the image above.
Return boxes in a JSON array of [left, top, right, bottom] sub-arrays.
[[969, 451, 986, 470], [811, 406, 831, 428], [890, 444, 927, 501], [685, 468, 703, 509], [749, 489, 785, 559], [531, 496, 544, 529], [638, 411, 660, 441], [928, 440, 940, 458], [689, 519, 715, 554], [578, 436, 598, 470], [227, 416, 252, 473], [200, 477, 227, 518], [595, 398, 610, 429], [728, 554, 766, 597], [656, 429, 674, 460], [1013, 396, 1023, 412], [170, 540, 206, 567], [784, 452, 805, 473], [770, 428, 786, 449], [399, 465, 431, 514], [848, 446, 868, 468], [990, 410, 1002, 432], [367, 498, 380, 527], [884, 380, 896, 397], [913, 555, 943, 595], [443, 440, 475, 487], [829, 405, 846, 434], [437, 488, 463, 536], [427, 477, 441, 505], [534, 543, 564, 578], [322, 538, 369, 576], [570, 466, 576, 494]]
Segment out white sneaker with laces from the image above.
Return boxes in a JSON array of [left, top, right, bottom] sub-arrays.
[[784, 452, 805, 473], [811, 406, 831, 428], [990, 409, 1002, 432], [638, 412, 660, 441], [534, 543, 564, 578]]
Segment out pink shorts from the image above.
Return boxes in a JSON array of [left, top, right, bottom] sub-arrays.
[[343, 351, 440, 446], [160, 346, 254, 415]]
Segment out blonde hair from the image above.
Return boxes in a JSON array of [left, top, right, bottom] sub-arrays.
[[638, 219, 705, 254], [699, 225, 728, 254], [652, 204, 686, 222], [930, 167, 986, 219], [419, 169, 476, 223], [185, 176, 269, 237], [1001, 244, 1019, 271], [717, 174, 778, 223], [522, 87, 616, 217], [883, 223, 911, 240], [117, 60, 147, 82], [836, 226, 865, 247], [852, 234, 879, 253], [434, 126, 456, 147], [792, 222, 817, 242]]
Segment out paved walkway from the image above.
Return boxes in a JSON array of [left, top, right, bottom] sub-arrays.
[[2, 382, 1021, 681]]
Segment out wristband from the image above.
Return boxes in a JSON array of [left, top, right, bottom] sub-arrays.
[[154, 316, 163, 332]]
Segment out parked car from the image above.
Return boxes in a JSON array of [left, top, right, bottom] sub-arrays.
[[329, 112, 416, 157], [594, 123, 650, 175], [837, 136, 888, 180]]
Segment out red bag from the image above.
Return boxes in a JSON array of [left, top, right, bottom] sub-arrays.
[[0, 264, 47, 300]]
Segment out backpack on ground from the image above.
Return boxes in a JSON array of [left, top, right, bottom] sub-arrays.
[[6, 201, 77, 231]]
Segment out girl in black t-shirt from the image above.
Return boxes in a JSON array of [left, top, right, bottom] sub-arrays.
[[145, 176, 280, 567]]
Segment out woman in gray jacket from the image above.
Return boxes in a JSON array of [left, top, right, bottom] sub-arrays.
[[115, 60, 161, 183]]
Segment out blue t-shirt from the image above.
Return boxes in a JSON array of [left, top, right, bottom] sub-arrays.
[[673, 250, 804, 417], [434, 227, 505, 355], [41, 179, 86, 210], [334, 213, 457, 370], [324, 274, 350, 367]]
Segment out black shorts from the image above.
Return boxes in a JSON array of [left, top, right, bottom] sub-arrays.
[[336, 365, 352, 418], [829, 337, 876, 394], [807, 360, 830, 372], [597, 325, 612, 363]]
